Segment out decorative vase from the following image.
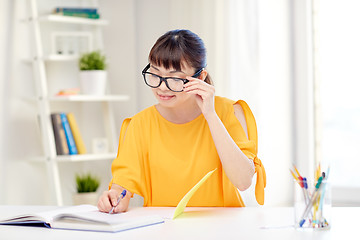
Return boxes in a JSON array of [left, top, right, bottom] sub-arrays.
[[73, 192, 98, 205], [79, 70, 107, 95]]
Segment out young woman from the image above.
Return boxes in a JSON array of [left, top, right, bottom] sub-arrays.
[[97, 29, 266, 213]]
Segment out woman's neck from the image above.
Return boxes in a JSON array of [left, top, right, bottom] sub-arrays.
[[155, 99, 202, 124]]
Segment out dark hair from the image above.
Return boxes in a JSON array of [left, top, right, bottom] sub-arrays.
[[149, 29, 212, 85]]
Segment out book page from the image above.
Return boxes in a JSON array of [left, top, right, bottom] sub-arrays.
[[51, 207, 164, 232], [39, 205, 98, 222], [0, 205, 97, 224], [56, 209, 133, 224]]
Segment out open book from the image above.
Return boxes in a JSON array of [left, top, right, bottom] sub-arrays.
[[0, 168, 217, 232], [0, 205, 164, 232]]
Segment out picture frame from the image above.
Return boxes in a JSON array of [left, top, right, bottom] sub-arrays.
[[51, 31, 93, 56]]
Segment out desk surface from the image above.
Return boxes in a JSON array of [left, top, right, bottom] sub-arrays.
[[0, 206, 357, 240]]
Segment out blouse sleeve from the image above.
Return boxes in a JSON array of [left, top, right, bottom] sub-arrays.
[[108, 118, 147, 198], [226, 100, 267, 205]]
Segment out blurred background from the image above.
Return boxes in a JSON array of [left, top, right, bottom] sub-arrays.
[[0, 0, 359, 207]]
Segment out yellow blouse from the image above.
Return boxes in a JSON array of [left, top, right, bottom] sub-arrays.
[[109, 96, 266, 206]]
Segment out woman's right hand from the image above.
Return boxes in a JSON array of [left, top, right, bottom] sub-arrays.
[[97, 184, 131, 213]]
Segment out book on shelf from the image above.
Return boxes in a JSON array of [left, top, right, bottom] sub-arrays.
[[56, 88, 80, 96], [0, 205, 164, 233], [61, 12, 100, 19], [60, 113, 78, 155], [55, 7, 98, 14], [54, 7, 100, 19], [67, 113, 87, 154], [51, 113, 69, 155]]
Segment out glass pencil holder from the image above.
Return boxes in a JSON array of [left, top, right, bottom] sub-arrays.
[[293, 179, 331, 230]]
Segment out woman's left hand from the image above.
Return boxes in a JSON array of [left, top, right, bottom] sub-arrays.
[[183, 76, 215, 119]]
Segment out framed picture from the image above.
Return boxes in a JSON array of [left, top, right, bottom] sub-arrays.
[[51, 31, 93, 56]]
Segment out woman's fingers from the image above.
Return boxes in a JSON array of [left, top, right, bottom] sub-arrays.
[[184, 83, 214, 97], [184, 81, 214, 93], [184, 75, 215, 118], [97, 191, 112, 212], [97, 189, 124, 213]]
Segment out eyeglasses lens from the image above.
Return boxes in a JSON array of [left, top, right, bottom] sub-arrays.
[[144, 73, 184, 92]]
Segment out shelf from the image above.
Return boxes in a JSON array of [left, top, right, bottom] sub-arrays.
[[38, 15, 109, 26], [22, 55, 78, 63], [56, 153, 116, 162], [44, 55, 79, 61], [28, 1, 118, 206], [49, 95, 130, 102], [31, 153, 117, 163]]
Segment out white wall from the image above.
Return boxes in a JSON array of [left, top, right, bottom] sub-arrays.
[[99, 0, 138, 126], [134, 0, 170, 111], [0, 0, 11, 205]]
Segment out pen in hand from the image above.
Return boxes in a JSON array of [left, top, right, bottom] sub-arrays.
[[109, 190, 127, 214]]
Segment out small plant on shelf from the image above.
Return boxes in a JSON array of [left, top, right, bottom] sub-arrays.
[[78, 51, 108, 95], [79, 51, 106, 71], [73, 172, 100, 205], [75, 173, 100, 193]]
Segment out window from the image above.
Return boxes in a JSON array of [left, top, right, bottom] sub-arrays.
[[314, 0, 360, 206]]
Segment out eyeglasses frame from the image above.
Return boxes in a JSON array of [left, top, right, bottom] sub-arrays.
[[141, 63, 203, 92]]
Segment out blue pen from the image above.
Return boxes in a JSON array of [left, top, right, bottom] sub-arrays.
[[109, 190, 126, 214], [302, 177, 310, 204], [299, 176, 323, 227]]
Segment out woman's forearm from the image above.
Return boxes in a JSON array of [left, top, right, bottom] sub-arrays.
[[205, 112, 255, 191]]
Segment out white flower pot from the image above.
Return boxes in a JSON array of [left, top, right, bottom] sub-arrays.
[[79, 70, 107, 95], [73, 192, 99, 205]]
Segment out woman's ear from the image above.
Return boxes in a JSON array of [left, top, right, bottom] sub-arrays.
[[199, 69, 208, 81]]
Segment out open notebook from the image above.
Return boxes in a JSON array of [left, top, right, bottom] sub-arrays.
[[0, 205, 164, 232]]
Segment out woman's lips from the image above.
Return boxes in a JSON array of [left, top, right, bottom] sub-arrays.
[[157, 93, 175, 100]]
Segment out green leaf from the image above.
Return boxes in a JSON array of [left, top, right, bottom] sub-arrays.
[[75, 173, 100, 193], [79, 51, 107, 70]]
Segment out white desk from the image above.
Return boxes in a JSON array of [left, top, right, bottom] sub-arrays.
[[0, 206, 357, 240]]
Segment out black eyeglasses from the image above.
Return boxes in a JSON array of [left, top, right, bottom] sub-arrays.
[[141, 64, 203, 92]]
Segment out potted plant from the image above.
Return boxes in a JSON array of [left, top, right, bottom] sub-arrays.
[[78, 51, 107, 95], [73, 173, 100, 205]]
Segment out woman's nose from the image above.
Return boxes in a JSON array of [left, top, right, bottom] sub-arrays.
[[158, 80, 168, 91]]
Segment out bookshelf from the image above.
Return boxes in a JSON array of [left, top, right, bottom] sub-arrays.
[[26, 0, 128, 205]]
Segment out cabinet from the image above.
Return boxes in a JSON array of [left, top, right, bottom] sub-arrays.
[[26, 0, 129, 205]]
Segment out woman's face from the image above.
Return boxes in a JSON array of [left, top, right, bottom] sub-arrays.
[[148, 62, 197, 108]]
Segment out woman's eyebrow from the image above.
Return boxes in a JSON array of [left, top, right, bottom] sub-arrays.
[[150, 65, 160, 71]]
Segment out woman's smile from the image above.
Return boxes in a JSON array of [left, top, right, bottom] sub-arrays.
[[156, 92, 176, 101]]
